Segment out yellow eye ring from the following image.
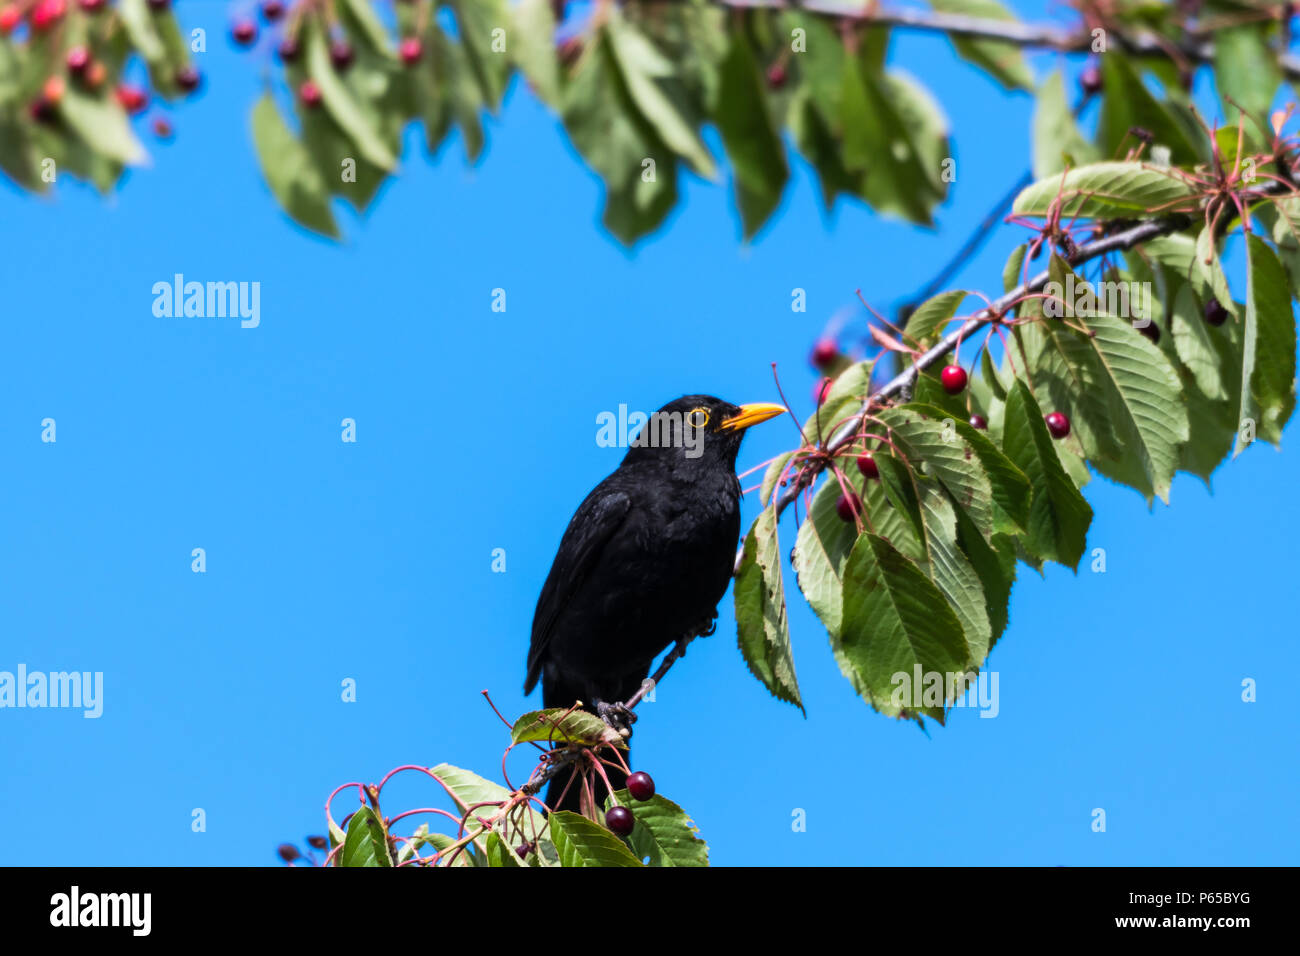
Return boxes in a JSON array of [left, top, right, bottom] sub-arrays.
[[687, 408, 710, 428]]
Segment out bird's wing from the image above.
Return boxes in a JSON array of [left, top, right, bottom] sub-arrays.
[[524, 487, 633, 695]]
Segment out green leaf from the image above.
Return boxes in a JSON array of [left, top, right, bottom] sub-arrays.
[[715, 26, 788, 238], [1032, 69, 1098, 179], [449, 0, 510, 110], [1171, 283, 1228, 401], [1193, 226, 1238, 321], [801, 359, 872, 441], [1097, 55, 1202, 167], [510, 708, 628, 749], [930, 0, 1033, 90], [905, 290, 968, 342], [60, 87, 147, 166], [429, 762, 546, 844], [250, 93, 340, 239], [1003, 243, 1028, 293], [548, 811, 644, 867], [897, 403, 1031, 534], [735, 505, 803, 712], [1240, 234, 1297, 450], [1214, 23, 1280, 125], [485, 831, 525, 867], [341, 807, 392, 867], [339, 0, 396, 58], [305, 24, 398, 170], [1001, 380, 1092, 569], [607, 8, 715, 178], [605, 791, 709, 866], [511, 0, 560, 104], [1012, 161, 1197, 219], [759, 449, 797, 507], [837, 533, 971, 721], [563, 25, 675, 244], [792, 472, 861, 639]]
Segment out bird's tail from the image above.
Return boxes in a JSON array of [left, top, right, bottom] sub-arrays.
[[541, 672, 632, 815]]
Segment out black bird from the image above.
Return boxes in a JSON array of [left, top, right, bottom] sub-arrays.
[[525, 395, 785, 813]]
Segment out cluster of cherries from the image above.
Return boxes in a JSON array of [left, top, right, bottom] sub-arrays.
[[4, 0, 199, 137], [810, 338, 1074, 525], [230, 0, 426, 109], [604, 771, 655, 836]]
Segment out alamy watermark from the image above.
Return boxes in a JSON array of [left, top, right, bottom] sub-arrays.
[[0, 665, 103, 717], [1042, 272, 1152, 328], [152, 274, 260, 328], [891, 666, 999, 718], [596, 405, 706, 458]]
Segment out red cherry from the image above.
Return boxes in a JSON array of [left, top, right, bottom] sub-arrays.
[[0, 5, 21, 34], [42, 74, 65, 104], [969, 414, 988, 430], [277, 37, 300, 62], [146, 0, 169, 10], [330, 39, 354, 70], [766, 63, 787, 89], [1137, 320, 1160, 345], [276, 843, 300, 863], [856, 453, 879, 480], [298, 79, 322, 108], [1204, 299, 1228, 326], [626, 772, 655, 801], [115, 83, 149, 114], [1045, 412, 1071, 439], [836, 492, 862, 523], [65, 46, 90, 74], [605, 806, 635, 836], [175, 66, 201, 93], [31, 0, 65, 31], [260, 0, 285, 20], [77, 0, 105, 10], [1079, 64, 1102, 95], [399, 36, 423, 65], [231, 19, 257, 46], [810, 338, 837, 368], [152, 116, 173, 139], [940, 365, 967, 395]]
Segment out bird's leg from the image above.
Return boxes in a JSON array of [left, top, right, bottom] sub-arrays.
[[594, 698, 637, 737]]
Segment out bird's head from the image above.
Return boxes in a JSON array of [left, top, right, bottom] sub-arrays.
[[622, 394, 785, 470]]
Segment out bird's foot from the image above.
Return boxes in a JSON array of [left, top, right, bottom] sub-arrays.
[[595, 699, 637, 738]]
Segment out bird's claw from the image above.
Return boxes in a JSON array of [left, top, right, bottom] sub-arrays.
[[595, 699, 637, 737]]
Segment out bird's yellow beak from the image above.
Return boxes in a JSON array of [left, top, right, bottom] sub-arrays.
[[720, 402, 786, 432]]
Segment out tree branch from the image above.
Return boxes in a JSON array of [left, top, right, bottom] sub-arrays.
[[648, 0, 1300, 82]]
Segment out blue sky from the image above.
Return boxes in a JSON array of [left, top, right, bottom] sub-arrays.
[[1, 1, 1296, 865]]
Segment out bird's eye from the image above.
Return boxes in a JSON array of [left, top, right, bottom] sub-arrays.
[[687, 407, 710, 428]]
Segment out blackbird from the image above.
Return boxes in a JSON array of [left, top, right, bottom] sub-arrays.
[[525, 395, 784, 813]]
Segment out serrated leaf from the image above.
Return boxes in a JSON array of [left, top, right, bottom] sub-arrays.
[[715, 26, 787, 238], [548, 811, 644, 867], [1214, 23, 1280, 125], [1001, 380, 1092, 568], [250, 93, 340, 238], [898, 402, 1030, 534], [930, 0, 1032, 90], [792, 473, 862, 639], [1097, 55, 1202, 167], [735, 506, 803, 712], [341, 806, 392, 867], [485, 831, 525, 867], [511, 0, 560, 104], [607, 9, 715, 178], [60, 87, 147, 166], [1171, 282, 1227, 401], [905, 290, 968, 342], [1012, 161, 1196, 219], [1032, 69, 1098, 178], [1239, 234, 1297, 450], [305, 25, 397, 170], [837, 533, 970, 721], [511, 708, 628, 749], [607, 791, 709, 866]]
